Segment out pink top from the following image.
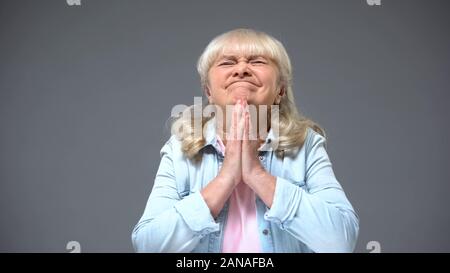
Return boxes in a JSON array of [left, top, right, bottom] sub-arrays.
[[216, 135, 262, 253]]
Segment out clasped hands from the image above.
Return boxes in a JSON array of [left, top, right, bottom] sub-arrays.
[[218, 99, 269, 187]]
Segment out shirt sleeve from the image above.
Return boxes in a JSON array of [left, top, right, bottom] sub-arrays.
[[264, 130, 360, 252], [131, 136, 219, 252]]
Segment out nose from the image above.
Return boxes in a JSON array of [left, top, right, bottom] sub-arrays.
[[233, 61, 252, 78]]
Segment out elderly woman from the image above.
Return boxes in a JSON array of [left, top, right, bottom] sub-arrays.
[[132, 28, 359, 253]]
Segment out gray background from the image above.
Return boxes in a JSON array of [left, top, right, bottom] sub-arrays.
[[1, 0, 449, 252]]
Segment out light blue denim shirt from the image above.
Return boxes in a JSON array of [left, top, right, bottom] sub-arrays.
[[132, 117, 359, 253]]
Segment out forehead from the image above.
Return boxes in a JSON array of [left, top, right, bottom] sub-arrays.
[[217, 53, 267, 60], [214, 38, 274, 60]]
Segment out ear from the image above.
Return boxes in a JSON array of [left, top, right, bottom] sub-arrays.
[[275, 86, 285, 104], [204, 87, 213, 103], [279, 86, 286, 97]]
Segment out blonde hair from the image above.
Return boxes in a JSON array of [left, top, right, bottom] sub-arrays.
[[171, 28, 325, 160]]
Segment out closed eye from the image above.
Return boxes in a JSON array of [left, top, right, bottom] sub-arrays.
[[219, 61, 235, 66], [250, 58, 268, 64]]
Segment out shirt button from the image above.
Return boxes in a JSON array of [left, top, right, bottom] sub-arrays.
[[262, 229, 269, 235], [258, 155, 264, 161]]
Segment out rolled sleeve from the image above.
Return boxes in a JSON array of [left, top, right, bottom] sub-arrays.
[[174, 191, 220, 235], [264, 177, 304, 229]]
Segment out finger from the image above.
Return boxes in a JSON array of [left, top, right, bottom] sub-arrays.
[[243, 111, 249, 142], [248, 109, 257, 141], [227, 99, 237, 141], [231, 99, 240, 140], [243, 100, 252, 141], [236, 100, 244, 140], [232, 100, 237, 141]]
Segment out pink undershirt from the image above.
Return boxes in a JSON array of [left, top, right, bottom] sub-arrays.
[[216, 135, 262, 253]]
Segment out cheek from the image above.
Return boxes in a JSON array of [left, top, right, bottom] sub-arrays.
[[209, 70, 227, 86], [258, 67, 278, 84], [259, 71, 280, 103], [262, 76, 279, 94], [269, 70, 280, 86]]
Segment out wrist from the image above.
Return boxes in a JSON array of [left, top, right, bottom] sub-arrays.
[[217, 171, 237, 186], [245, 170, 276, 207], [244, 166, 268, 185]]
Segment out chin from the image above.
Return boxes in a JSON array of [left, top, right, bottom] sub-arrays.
[[231, 96, 250, 104]]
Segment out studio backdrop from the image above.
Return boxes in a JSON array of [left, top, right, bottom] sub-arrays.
[[0, 0, 449, 252]]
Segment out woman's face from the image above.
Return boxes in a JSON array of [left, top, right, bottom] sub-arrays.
[[206, 50, 282, 108]]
